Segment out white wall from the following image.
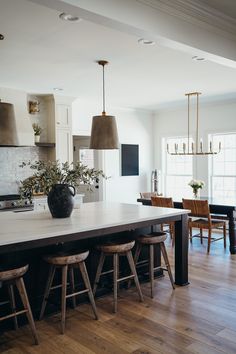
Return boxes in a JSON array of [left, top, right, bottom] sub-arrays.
[[154, 99, 236, 195], [72, 99, 154, 204]]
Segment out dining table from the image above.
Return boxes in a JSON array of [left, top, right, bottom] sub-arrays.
[[137, 196, 236, 254]]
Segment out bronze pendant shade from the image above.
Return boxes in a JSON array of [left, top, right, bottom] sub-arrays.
[[90, 60, 119, 149], [0, 101, 19, 146]]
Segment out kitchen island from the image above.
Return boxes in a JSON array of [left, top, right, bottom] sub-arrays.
[[0, 201, 189, 285], [0, 202, 189, 326]]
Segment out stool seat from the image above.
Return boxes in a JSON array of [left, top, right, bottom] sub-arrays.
[[40, 249, 98, 334], [0, 264, 28, 282], [138, 232, 167, 245], [97, 240, 135, 254], [44, 251, 89, 265]]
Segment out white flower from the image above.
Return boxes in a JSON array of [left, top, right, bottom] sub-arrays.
[[188, 179, 205, 189]]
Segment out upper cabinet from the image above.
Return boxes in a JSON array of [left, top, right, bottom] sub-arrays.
[[56, 104, 71, 129], [28, 94, 74, 164]]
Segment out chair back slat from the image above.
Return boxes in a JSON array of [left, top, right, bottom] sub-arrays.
[[151, 196, 174, 208], [182, 199, 210, 218]]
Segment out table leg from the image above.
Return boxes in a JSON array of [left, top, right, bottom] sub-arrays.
[[228, 209, 236, 254], [174, 214, 189, 286]]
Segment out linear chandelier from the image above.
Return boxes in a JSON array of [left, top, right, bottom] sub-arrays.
[[167, 92, 221, 156]]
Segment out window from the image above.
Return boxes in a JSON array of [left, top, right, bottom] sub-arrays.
[[163, 137, 193, 200], [209, 133, 236, 199], [79, 148, 94, 169]]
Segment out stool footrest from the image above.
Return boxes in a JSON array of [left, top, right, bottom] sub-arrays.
[[66, 289, 89, 298], [0, 309, 27, 321], [50, 282, 69, 291], [100, 269, 114, 276], [117, 274, 135, 283]]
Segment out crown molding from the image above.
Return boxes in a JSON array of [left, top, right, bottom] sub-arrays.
[[136, 0, 236, 41]]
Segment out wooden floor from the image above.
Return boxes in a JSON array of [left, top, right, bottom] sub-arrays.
[[1, 234, 236, 354]]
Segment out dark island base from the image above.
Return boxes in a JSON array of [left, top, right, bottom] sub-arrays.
[[0, 227, 163, 332]]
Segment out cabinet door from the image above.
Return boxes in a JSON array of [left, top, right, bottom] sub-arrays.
[[56, 128, 72, 163], [56, 104, 71, 129]]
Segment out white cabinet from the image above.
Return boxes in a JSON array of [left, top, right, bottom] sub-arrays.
[[33, 194, 84, 211], [56, 104, 71, 128], [33, 196, 48, 211], [56, 126, 72, 164], [54, 100, 73, 164]]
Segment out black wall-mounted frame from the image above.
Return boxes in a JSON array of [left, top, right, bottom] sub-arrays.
[[121, 144, 139, 176]]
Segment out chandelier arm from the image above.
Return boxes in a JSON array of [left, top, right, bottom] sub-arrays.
[[188, 94, 190, 154], [196, 93, 199, 154]]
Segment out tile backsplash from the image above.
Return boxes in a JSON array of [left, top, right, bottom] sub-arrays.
[[0, 147, 47, 195]]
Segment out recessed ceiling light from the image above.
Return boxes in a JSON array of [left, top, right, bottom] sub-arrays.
[[138, 38, 155, 45], [53, 87, 63, 91], [59, 12, 80, 22], [192, 55, 206, 61], [0, 34, 4, 40]]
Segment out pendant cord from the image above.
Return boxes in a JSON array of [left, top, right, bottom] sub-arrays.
[[102, 64, 106, 115]]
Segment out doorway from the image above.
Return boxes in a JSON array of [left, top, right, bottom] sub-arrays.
[[73, 136, 104, 202]]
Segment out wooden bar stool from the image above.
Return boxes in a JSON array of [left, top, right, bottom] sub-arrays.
[[93, 240, 144, 313], [0, 265, 39, 345], [134, 232, 175, 298], [39, 250, 98, 334]]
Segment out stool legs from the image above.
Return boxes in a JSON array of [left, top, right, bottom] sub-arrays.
[[39, 265, 56, 320], [93, 250, 144, 313], [7, 284, 18, 330], [15, 278, 39, 345], [40, 260, 98, 334], [79, 261, 98, 320], [149, 244, 154, 298], [126, 251, 144, 303], [160, 243, 175, 290], [113, 253, 118, 313], [61, 265, 68, 334], [69, 267, 76, 309], [93, 253, 105, 296]]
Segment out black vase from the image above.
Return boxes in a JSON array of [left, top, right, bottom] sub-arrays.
[[47, 184, 75, 218]]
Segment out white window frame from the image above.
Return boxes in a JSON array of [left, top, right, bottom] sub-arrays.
[[209, 132, 236, 199], [162, 136, 194, 199]]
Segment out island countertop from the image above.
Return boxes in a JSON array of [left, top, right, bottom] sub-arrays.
[[0, 201, 189, 251]]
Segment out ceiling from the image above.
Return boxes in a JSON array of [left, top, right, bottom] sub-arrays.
[[0, 0, 236, 110], [199, 0, 236, 19]]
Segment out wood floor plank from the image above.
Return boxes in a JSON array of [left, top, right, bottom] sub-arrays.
[[1, 235, 236, 353]]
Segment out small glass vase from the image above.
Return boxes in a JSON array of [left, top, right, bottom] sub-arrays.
[[193, 188, 200, 199]]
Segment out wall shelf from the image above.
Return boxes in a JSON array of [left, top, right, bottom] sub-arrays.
[[35, 142, 55, 148]]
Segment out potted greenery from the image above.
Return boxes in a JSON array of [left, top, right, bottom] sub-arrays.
[[19, 160, 105, 218], [32, 123, 42, 143]]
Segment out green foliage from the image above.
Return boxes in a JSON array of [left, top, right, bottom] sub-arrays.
[[19, 160, 105, 200], [32, 123, 42, 135]]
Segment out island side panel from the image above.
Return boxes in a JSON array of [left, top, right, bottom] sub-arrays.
[[174, 214, 189, 286]]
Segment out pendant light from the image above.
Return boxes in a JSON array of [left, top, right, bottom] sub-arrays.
[[0, 100, 19, 146], [90, 60, 119, 149], [167, 92, 221, 155]]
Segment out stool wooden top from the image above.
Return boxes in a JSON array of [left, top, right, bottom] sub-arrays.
[[44, 250, 89, 265], [97, 240, 135, 254], [0, 264, 29, 281], [138, 232, 167, 244]]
